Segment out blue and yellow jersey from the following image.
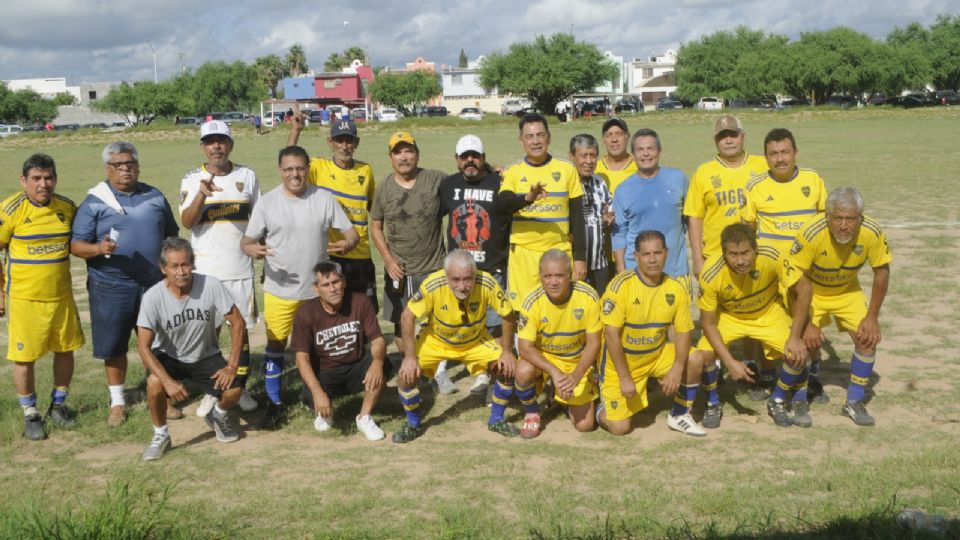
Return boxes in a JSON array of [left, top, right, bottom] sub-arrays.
[[517, 282, 602, 369], [595, 157, 637, 195], [783, 214, 891, 297], [500, 156, 584, 251], [601, 270, 693, 364], [698, 245, 786, 319], [742, 168, 827, 251], [308, 157, 375, 260], [0, 192, 76, 301], [684, 154, 768, 260], [408, 269, 512, 348]]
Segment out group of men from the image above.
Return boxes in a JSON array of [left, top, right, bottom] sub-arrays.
[[1, 109, 890, 457]]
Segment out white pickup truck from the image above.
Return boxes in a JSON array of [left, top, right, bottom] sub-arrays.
[[695, 97, 724, 111]]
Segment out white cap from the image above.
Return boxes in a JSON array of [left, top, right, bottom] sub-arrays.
[[200, 120, 232, 141], [455, 134, 484, 156]]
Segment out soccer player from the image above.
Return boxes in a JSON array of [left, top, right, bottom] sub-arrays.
[[599, 230, 705, 437], [498, 113, 587, 304], [241, 146, 358, 429], [1, 154, 85, 440], [137, 238, 247, 461], [782, 187, 891, 426], [515, 250, 602, 438], [692, 224, 810, 429], [569, 134, 614, 294], [392, 250, 516, 443], [179, 120, 259, 417], [595, 117, 637, 195]]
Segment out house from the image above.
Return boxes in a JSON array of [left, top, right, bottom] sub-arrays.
[[440, 56, 505, 114], [625, 50, 678, 104], [593, 51, 627, 94], [281, 60, 375, 103]]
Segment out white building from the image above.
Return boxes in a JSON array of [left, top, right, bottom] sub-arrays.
[[593, 51, 626, 94], [440, 56, 509, 114], [3, 77, 81, 102], [625, 49, 678, 104]]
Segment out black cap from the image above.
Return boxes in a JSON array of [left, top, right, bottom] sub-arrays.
[[601, 117, 629, 135]]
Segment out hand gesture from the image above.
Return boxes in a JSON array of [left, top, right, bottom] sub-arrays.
[[726, 361, 756, 384], [525, 182, 548, 203], [199, 173, 223, 197]]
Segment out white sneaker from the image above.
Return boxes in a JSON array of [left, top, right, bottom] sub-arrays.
[[355, 414, 385, 441], [195, 394, 217, 417], [667, 413, 707, 437], [469, 372, 491, 395], [313, 414, 333, 432], [434, 369, 458, 394], [238, 390, 258, 412]]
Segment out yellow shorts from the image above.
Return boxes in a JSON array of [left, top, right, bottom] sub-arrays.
[[528, 359, 598, 406], [6, 296, 85, 362], [599, 342, 675, 421], [811, 290, 868, 333], [416, 332, 502, 378], [507, 244, 571, 307], [694, 304, 792, 359], [264, 292, 306, 343]]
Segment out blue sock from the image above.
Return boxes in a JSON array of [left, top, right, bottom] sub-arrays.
[[701, 364, 720, 406], [771, 363, 804, 402], [19, 393, 37, 409], [671, 383, 699, 416], [51, 386, 69, 406], [515, 382, 540, 414], [847, 352, 875, 403], [791, 368, 809, 403], [263, 350, 284, 405], [398, 386, 422, 427], [488, 377, 514, 424]]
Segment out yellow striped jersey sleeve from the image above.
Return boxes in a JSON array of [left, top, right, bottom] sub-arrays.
[[518, 282, 601, 368], [308, 157, 375, 260]]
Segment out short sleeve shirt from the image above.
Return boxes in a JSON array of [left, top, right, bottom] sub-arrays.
[[290, 293, 383, 372], [308, 157, 376, 261], [517, 283, 602, 369], [499, 156, 584, 250], [408, 269, 512, 348], [438, 170, 509, 272], [369, 168, 446, 275], [698, 246, 786, 320], [742, 168, 827, 250], [0, 192, 76, 301]]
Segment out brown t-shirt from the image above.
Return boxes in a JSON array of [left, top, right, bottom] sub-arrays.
[[291, 293, 383, 371], [369, 168, 446, 275]]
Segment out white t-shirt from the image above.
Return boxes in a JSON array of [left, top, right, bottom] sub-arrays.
[[246, 183, 352, 300], [180, 163, 261, 280]]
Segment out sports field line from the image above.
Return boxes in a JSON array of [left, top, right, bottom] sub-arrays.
[[886, 221, 960, 229]]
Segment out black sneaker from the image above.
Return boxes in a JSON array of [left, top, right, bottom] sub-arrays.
[[46, 403, 76, 428], [767, 399, 792, 427], [487, 420, 520, 438], [391, 422, 423, 444], [205, 409, 240, 442], [791, 400, 813, 428], [748, 383, 773, 402], [702, 403, 723, 429], [841, 401, 875, 426], [259, 402, 285, 430], [807, 377, 830, 403], [23, 413, 46, 441]]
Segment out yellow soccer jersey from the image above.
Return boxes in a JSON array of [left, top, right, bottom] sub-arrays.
[[742, 168, 827, 250], [408, 269, 512, 347], [684, 154, 769, 260], [783, 214, 892, 296], [698, 245, 786, 319], [601, 270, 694, 364], [595, 157, 637, 195], [517, 282, 602, 369], [0, 192, 75, 301], [500, 156, 584, 250], [308, 157, 375, 260]]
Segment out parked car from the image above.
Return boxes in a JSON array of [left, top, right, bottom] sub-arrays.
[[307, 109, 329, 125], [350, 108, 368, 122], [656, 98, 683, 111], [326, 105, 350, 120], [53, 123, 80, 131], [866, 93, 888, 106], [0, 124, 24, 138], [779, 97, 810, 108], [824, 95, 858, 109], [377, 108, 401, 122], [500, 99, 531, 115], [614, 97, 644, 114], [222, 111, 245, 124], [934, 90, 959, 105], [423, 106, 449, 117], [81, 123, 109, 130], [458, 107, 484, 121], [695, 96, 723, 111], [514, 107, 542, 117], [178, 116, 199, 125], [885, 94, 931, 108]]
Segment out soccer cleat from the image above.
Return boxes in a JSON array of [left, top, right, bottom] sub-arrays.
[[355, 415, 385, 441], [141, 431, 171, 461], [747, 384, 772, 402], [314, 414, 333, 433], [46, 403, 77, 428], [196, 394, 218, 417], [434, 370, 458, 394], [488, 420, 520, 438], [259, 402, 285, 430], [808, 377, 830, 403], [791, 400, 813, 428], [520, 412, 541, 439], [107, 405, 126, 427], [841, 401, 875, 426], [23, 413, 46, 441], [767, 399, 792, 427], [667, 413, 707, 437], [469, 372, 491, 396], [702, 403, 723, 429], [238, 390, 259, 412], [391, 422, 423, 444], [205, 408, 240, 443]]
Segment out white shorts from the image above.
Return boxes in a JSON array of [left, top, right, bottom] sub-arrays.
[[220, 277, 258, 330]]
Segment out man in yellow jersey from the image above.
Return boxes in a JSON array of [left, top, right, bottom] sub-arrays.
[[498, 113, 587, 304], [595, 117, 637, 195], [782, 187, 891, 427], [692, 224, 810, 429], [392, 250, 516, 443], [599, 230, 706, 437], [514, 250, 602, 438], [1, 154, 84, 440]]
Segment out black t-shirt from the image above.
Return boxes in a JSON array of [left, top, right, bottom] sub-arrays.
[[438, 170, 510, 272]]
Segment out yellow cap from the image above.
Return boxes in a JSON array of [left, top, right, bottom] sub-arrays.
[[388, 131, 417, 151]]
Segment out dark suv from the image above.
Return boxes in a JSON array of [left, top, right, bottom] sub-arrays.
[[934, 90, 959, 105], [423, 106, 448, 117]]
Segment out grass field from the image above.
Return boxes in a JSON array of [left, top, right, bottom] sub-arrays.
[[0, 108, 958, 539]]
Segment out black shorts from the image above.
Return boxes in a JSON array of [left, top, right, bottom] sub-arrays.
[[308, 354, 394, 400], [153, 351, 243, 397], [331, 256, 379, 313], [383, 271, 429, 325]]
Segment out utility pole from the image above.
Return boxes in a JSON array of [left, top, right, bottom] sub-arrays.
[[146, 41, 158, 83]]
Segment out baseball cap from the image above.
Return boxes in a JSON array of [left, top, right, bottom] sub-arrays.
[[388, 131, 417, 151], [602, 117, 629, 135], [714, 115, 743, 136], [455, 134, 484, 156], [200, 120, 232, 141], [330, 118, 358, 139]]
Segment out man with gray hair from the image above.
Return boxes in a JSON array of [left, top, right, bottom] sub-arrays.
[[569, 133, 614, 294], [782, 187, 891, 426], [71, 141, 179, 427], [392, 249, 516, 443]]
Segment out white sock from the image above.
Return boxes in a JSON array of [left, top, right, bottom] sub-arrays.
[[108, 385, 125, 406], [214, 404, 227, 415], [153, 425, 168, 436], [435, 360, 448, 376], [23, 406, 39, 417]]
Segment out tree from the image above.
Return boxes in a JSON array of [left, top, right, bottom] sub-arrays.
[[324, 46, 367, 72], [790, 28, 882, 103], [51, 92, 77, 106], [676, 27, 790, 100], [368, 70, 442, 111], [478, 33, 618, 113], [285, 44, 308, 76], [925, 15, 960, 90], [91, 82, 177, 126], [253, 54, 285, 98], [458, 49, 468, 68], [0, 84, 58, 124], [185, 61, 266, 115]]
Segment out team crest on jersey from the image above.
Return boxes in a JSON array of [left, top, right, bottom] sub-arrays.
[[552, 172, 561, 182], [610, 400, 618, 409], [711, 176, 722, 189], [411, 290, 423, 302], [16, 342, 24, 351], [56, 212, 65, 223], [791, 240, 802, 255], [518, 313, 528, 331], [180, 190, 188, 204], [801, 186, 811, 197], [853, 245, 863, 255], [749, 269, 759, 279], [602, 299, 615, 315], [235, 182, 244, 192], [358, 175, 365, 185], [469, 301, 479, 312], [573, 308, 584, 320], [665, 293, 675, 306]]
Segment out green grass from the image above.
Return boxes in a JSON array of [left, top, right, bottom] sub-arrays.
[[1, 108, 959, 538]]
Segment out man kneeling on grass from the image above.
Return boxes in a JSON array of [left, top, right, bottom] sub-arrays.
[[137, 237, 246, 461], [291, 261, 388, 441]]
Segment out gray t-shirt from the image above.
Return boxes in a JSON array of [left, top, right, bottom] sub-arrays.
[[137, 274, 236, 363], [369, 168, 446, 275], [246, 184, 352, 300]]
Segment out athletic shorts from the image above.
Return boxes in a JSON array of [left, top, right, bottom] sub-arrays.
[[152, 350, 242, 397], [693, 303, 792, 359], [302, 353, 394, 403], [383, 271, 429, 325], [415, 332, 501, 378], [508, 244, 570, 307], [811, 290, 869, 333], [599, 342, 676, 421], [531, 361, 597, 406], [6, 296, 84, 362], [264, 292, 307, 343], [88, 275, 150, 359], [217, 276, 258, 330]]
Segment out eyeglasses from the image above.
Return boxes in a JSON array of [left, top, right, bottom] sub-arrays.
[[107, 160, 139, 170]]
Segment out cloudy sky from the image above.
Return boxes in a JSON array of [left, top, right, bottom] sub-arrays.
[[1, 0, 955, 83]]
